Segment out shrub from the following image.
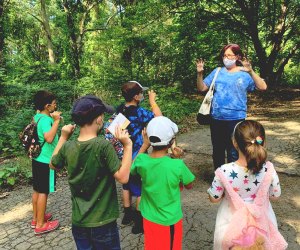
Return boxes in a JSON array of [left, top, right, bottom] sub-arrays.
[[0, 157, 31, 188]]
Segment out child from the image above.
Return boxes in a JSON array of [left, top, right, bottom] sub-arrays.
[[50, 95, 132, 249], [117, 80, 162, 234], [207, 120, 288, 250], [31, 90, 61, 235], [131, 116, 195, 249]]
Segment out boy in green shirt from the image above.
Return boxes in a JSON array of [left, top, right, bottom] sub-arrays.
[[31, 90, 62, 235], [131, 116, 195, 250], [51, 95, 132, 249]]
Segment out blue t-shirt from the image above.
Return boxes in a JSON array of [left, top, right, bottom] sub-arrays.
[[116, 105, 154, 159], [203, 67, 255, 120]]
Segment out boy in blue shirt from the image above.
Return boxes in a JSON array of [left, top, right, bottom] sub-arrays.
[[117, 81, 162, 234]]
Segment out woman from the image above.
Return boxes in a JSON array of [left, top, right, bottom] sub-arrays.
[[196, 43, 267, 169]]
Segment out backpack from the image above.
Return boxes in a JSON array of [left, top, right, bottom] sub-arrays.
[[216, 162, 288, 250], [103, 113, 124, 159], [19, 116, 46, 159]]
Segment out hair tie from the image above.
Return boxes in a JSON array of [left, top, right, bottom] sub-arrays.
[[251, 136, 263, 145]]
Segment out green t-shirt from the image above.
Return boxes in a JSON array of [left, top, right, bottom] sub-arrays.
[[51, 137, 120, 227], [34, 113, 58, 164], [131, 153, 195, 226]]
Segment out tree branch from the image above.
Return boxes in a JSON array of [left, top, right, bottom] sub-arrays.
[[28, 12, 43, 24], [276, 43, 300, 74], [82, 10, 121, 34], [209, 0, 246, 27], [268, 1, 289, 67]]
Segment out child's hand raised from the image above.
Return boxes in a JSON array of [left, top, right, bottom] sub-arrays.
[[171, 146, 184, 158], [61, 124, 76, 140], [115, 126, 132, 147], [51, 111, 62, 121], [148, 90, 157, 106], [142, 128, 151, 148]]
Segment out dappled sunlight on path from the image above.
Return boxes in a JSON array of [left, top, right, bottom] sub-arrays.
[[0, 203, 31, 224]]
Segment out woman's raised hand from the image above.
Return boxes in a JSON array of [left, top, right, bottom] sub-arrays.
[[240, 58, 253, 73], [196, 59, 204, 73]]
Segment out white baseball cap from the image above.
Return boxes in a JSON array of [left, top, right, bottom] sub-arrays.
[[146, 116, 178, 146], [128, 81, 149, 91]]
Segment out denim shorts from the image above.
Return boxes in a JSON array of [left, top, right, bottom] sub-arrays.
[[72, 221, 120, 250]]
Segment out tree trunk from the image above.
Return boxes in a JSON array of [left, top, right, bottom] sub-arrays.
[[0, 0, 5, 67], [40, 0, 55, 64], [209, 0, 300, 87], [62, 1, 80, 78], [122, 47, 133, 78]]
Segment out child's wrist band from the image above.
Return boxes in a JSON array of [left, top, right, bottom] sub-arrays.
[[151, 103, 158, 109]]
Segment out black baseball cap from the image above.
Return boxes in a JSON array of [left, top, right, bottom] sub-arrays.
[[72, 95, 114, 125]]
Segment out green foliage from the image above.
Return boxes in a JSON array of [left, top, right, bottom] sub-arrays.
[[0, 79, 77, 156], [148, 84, 199, 123], [0, 108, 33, 156], [0, 164, 17, 187], [0, 0, 299, 188], [0, 97, 6, 115], [0, 156, 32, 188], [282, 63, 300, 86]]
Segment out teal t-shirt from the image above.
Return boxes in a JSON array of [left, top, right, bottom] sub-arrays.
[[33, 113, 58, 164], [131, 154, 195, 226], [51, 137, 121, 227]]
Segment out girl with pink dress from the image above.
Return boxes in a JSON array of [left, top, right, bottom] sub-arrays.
[[207, 120, 288, 250]]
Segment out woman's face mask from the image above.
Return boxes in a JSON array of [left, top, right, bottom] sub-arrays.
[[223, 58, 236, 68]]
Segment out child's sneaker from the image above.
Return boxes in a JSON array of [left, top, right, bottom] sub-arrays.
[[34, 220, 59, 235], [132, 210, 144, 234], [31, 213, 53, 228], [121, 207, 133, 225]]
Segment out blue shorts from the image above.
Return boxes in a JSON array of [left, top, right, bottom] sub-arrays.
[[122, 174, 141, 197]]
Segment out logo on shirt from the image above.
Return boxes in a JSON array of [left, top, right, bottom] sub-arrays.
[[237, 78, 244, 88]]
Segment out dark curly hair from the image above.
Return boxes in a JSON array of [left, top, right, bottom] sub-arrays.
[[33, 90, 56, 111]]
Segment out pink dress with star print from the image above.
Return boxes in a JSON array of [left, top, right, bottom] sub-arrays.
[[207, 161, 283, 250]]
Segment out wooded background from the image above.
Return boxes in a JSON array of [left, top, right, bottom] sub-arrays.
[[0, 0, 299, 157]]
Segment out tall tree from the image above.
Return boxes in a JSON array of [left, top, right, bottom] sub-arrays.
[[199, 0, 300, 85], [0, 0, 7, 67], [41, 0, 55, 64], [61, 0, 106, 78]]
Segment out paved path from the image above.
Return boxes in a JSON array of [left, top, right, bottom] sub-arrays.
[[0, 118, 299, 249], [179, 117, 300, 176]]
